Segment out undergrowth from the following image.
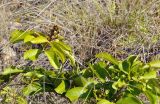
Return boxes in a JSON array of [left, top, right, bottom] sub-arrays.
[[0, 0, 160, 104], [0, 0, 160, 61], [0, 29, 160, 104]]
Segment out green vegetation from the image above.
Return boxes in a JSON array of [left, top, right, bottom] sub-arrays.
[[0, 0, 160, 104], [0, 30, 159, 104]]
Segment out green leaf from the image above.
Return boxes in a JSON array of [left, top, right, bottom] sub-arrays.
[[24, 34, 35, 43], [54, 40, 72, 51], [55, 80, 66, 94], [108, 65, 119, 73], [128, 84, 142, 95], [90, 62, 108, 83], [141, 64, 150, 70], [118, 60, 130, 74], [65, 78, 95, 102], [51, 41, 75, 65], [74, 76, 87, 86], [140, 70, 157, 80], [2, 67, 23, 75], [81, 68, 93, 78], [30, 36, 48, 44], [17, 96, 27, 104], [97, 99, 115, 104], [51, 46, 66, 63], [65, 87, 88, 102], [131, 61, 143, 75], [147, 79, 160, 95], [44, 49, 60, 69], [112, 79, 126, 90], [24, 71, 44, 79], [24, 49, 41, 61], [132, 61, 143, 68], [10, 30, 34, 43], [22, 82, 42, 96], [96, 52, 119, 65], [46, 71, 57, 78], [144, 90, 159, 104], [149, 61, 160, 68], [127, 55, 138, 66], [116, 94, 143, 104], [63, 50, 75, 66]]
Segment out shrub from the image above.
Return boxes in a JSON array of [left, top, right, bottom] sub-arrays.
[[0, 29, 159, 104]]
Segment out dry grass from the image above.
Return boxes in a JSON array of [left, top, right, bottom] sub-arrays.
[[0, 0, 160, 103]]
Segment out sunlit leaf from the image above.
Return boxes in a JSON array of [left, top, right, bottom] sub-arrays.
[[24, 34, 35, 43], [54, 40, 72, 51], [22, 82, 42, 96], [140, 70, 157, 80], [63, 50, 75, 66], [24, 49, 41, 61], [149, 61, 160, 68], [96, 52, 119, 65], [10, 30, 34, 43], [97, 99, 115, 104], [65, 87, 88, 102], [44, 49, 60, 69], [31, 36, 48, 44], [112, 79, 126, 90], [55, 80, 67, 94], [46, 71, 57, 78], [65, 78, 94, 102], [116, 94, 143, 104], [51, 46, 66, 63], [17, 96, 27, 104], [24, 71, 44, 79], [2, 67, 23, 75], [51, 41, 75, 65]]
